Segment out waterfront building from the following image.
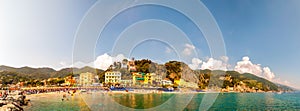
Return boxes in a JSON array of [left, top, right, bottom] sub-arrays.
[[144, 73, 156, 84], [152, 74, 162, 86], [120, 80, 132, 87], [79, 72, 96, 86], [174, 79, 181, 85], [132, 72, 162, 86], [105, 71, 122, 84], [132, 72, 144, 85], [64, 75, 76, 86], [162, 79, 173, 86]]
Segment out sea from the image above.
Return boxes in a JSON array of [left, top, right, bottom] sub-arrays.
[[25, 92, 300, 111]]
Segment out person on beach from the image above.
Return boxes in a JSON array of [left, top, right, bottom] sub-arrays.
[[62, 93, 67, 101]]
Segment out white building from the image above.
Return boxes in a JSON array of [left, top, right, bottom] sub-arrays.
[[120, 80, 132, 87], [162, 80, 173, 86], [105, 71, 122, 83]]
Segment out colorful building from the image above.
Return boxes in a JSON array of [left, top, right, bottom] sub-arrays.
[[132, 72, 144, 85], [64, 75, 76, 86], [105, 71, 122, 84], [132, 72, 161, 85], [174, 79, 181, 86]]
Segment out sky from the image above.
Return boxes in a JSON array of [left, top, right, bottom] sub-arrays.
[[0, 0, 300, 89]]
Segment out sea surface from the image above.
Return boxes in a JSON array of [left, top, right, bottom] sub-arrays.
[[25, 92, 300, 111]]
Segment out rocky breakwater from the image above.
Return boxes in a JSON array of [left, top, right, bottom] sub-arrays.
[[0, 91, 30, 111]]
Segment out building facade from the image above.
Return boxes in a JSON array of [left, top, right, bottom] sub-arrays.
[[162, 79, 173, 86], [132, 72, 161, 86], [64, 75, 76, 86], [132, 72, 145, 85], [105, 71, 122, 84], [127, 58, 136, 72], [120, 80, 132, 87], [79, 72, 96, 86]]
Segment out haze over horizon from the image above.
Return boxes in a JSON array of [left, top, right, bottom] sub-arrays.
[[1, 0, 300, 89]]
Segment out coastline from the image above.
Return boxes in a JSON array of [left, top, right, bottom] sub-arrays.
[[23, 89, 284, 98]]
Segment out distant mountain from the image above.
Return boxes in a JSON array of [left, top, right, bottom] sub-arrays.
[[0, 65, 104, 79], [54, 66, 104, 78], [276, 83, 296, 91], [0, 65, 56, 79]]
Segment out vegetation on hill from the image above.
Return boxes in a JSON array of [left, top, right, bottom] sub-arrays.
[[0, 59, 295, 91], [162, 61, 292, 91], [195, 70, 279, 91], [0, 65, 104, 86]]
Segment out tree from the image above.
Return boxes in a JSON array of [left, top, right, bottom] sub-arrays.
[[57, 79, 65, 86]]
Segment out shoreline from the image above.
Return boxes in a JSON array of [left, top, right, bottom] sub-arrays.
[[24, 90, 288, 97]]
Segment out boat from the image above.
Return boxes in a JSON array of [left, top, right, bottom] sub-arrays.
[[109, 86, 126, 91], [80, 89, 87, 92], [157, 88, 174, 92]]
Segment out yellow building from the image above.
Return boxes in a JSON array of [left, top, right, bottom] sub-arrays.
[[64, 75, 76, 86], [174, 79, 181, 86], [79, 72, 96, 86], [144, 73, 156, 84], [105, 71, 122, 84], [132, 72, 160, 85]]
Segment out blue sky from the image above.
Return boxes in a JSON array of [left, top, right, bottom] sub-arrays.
[[202, 0, 300, 88], [0, 0, 300, 89]]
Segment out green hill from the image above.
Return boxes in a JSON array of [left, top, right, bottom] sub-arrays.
[[0, 65, 104, 83]]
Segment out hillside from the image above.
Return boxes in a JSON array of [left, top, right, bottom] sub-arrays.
[[163, 61, 293, 91], [0, 65, 104, 80], [0, 60, 295, 91], [0, 65, 56, 79]]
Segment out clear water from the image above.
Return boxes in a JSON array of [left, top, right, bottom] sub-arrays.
[[25, 92, 300, 111]]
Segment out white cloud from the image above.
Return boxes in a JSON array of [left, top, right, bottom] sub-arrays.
[[93, 53, 127, 70], [234, 56, 278, 81], [58, 53, 127, 70], [220, 56, 229, 63], [188, 58, 202, 70], [58, 61, 94, 70], [262, 67, 275, 80], [201, 58, 228, 71], [113, 54, 127, 62], [182, 43, 195, 56], [93, 53, 113, 70], [234, 56, 262, 76]]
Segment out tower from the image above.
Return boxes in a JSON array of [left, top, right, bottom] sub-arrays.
[[127, 57, 136, 72]]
